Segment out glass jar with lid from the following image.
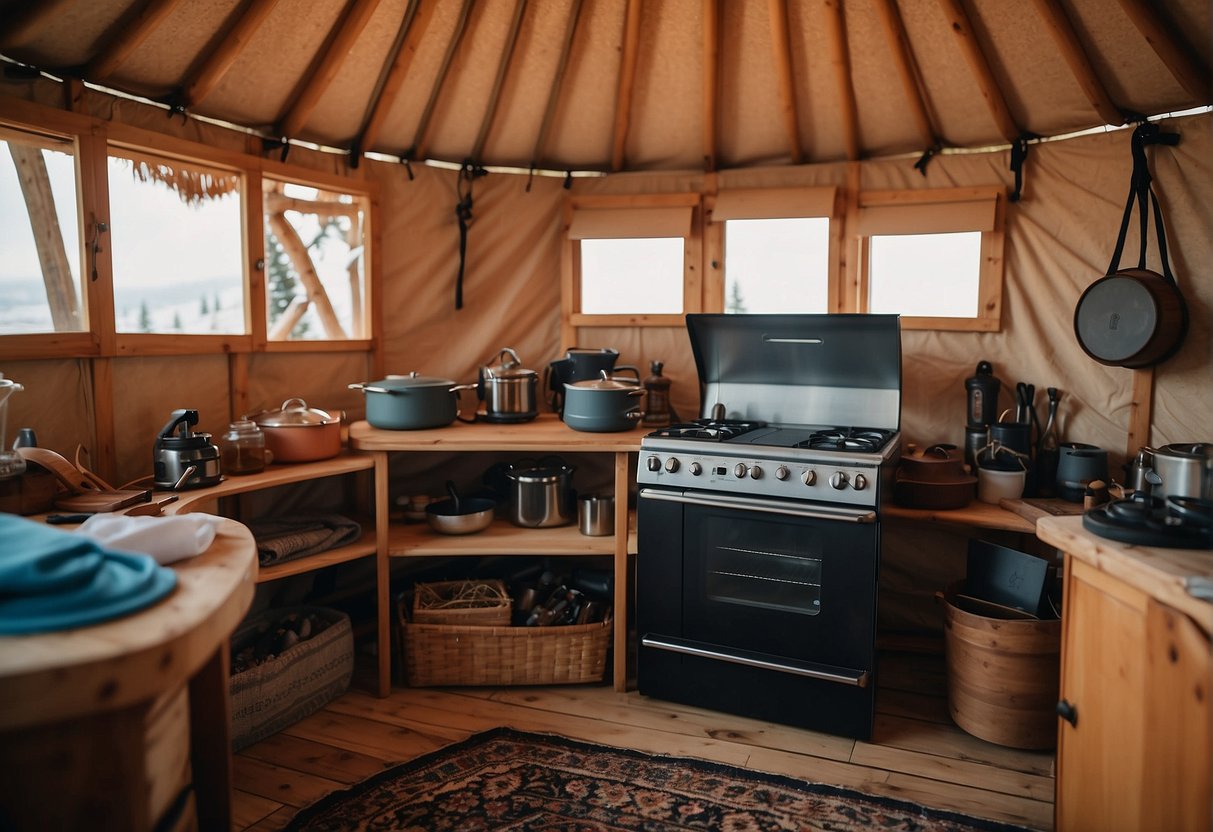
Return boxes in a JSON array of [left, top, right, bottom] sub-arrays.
[[219, 419, 268, 475]]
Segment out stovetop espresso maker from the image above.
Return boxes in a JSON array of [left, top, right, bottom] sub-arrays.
[[153, 409, 223, 489]]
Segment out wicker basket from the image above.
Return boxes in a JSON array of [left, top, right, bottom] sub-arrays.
[[398, 602, 612, 687], [412, 579, 512, 626]]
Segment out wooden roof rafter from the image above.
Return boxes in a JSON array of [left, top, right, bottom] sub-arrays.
[[1029, 0, 1126, 127], [823, 0, 859, 161], [703, 0, 719, 172], [871, 0, 941, 152], [936, 0, 1021, 143], [84, 0, 183, 82], [528, 0, 584, 177], [275, 0, 383, 140], [408, 0, 476, 162], [1115, 0, 1212, 103], [469, 0, 528, 163], [178, 0, 283, 111], [610, 0, 643, 172], [768, 0, 803, 164]]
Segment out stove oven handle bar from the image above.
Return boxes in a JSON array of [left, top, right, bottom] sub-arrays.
[[641, 635, 870, 687], [638, 489, 876, 524]]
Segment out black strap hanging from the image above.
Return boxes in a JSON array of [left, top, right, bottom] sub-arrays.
[[454, 161, 487, 310], [913, 145, 938, 176], [1009, 135, 1031, 202], [1106, 122, 1180, 281]]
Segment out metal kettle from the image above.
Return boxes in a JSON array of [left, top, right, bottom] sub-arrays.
[[153, 409, 223, 489]]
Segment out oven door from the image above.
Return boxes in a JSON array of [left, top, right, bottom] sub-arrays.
[[636, 487, 880, 738]]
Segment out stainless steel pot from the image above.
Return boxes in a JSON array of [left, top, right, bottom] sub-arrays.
[[506, 457, 575, 527], [1149, 443, 1213, 500], [349, 373, 476, 430], [478, 348, 538, 423], [562, 372, 645, 433]]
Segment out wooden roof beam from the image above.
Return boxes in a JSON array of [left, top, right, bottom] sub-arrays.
[[871, 0, 939, 150], [1116, 0, 1211, 103], [0, 0, 73, 49], [936, 0, 1020, 143], [703, 0, 719, 172], [354, 0, 437, 159], [610, 0, 643, 172], [529, 0, 584, 172], [470, 0, 528, 162], [410, 0, 475, 161], [85, 0, 183, 82], [180, 0, 282, 110], [277, 0, 383, 139], [824, 0, 859, 161], [1029, 0, 1125, 126], [768, 0, 803, 164]]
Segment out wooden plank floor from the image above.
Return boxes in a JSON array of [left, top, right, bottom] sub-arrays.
[[232, 651, 1055, 831]]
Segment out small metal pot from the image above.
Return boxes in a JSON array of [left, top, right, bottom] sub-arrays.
[[562, 372, 645, 433], [478, 348, 538, 423], [250, 398, 342, 462], [507, 457, 576, 527], [350, 373, 476, 430], [425, 481, 495, 535], [1150, 443, 1213, 501]]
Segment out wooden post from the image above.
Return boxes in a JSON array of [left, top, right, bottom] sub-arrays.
[[768, 0, 803, 164], [610, 0, 643, 172], [1127, 367, 1154, 457]]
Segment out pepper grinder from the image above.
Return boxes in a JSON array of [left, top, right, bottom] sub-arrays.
[[642, 360, 673, 427]]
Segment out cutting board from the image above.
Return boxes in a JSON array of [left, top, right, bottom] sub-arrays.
[[54, 489, 152, 513], [999, 497, 1084, 524]]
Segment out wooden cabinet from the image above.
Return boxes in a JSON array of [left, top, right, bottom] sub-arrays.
[[1038, 516, 1212, 832], [350, 414, 643, 696]]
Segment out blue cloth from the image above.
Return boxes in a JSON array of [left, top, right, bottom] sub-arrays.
[[0, 513, 177, 634]]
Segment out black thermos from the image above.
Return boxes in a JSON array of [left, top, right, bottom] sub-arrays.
[[965, 361, 1000, 427]]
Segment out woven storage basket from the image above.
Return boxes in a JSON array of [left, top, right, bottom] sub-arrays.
[[398, 603, 612, 686], [229, 606, 353, 751], [412, 579, 511, 626]]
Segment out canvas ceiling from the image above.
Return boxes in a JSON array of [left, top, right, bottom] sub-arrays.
[[0, 0, 1209, 173]]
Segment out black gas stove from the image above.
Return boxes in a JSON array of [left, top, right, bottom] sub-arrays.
[[1084, 494, 1213, 549]]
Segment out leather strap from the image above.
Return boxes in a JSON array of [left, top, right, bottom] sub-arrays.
[[1106, 123, 1180, 283]]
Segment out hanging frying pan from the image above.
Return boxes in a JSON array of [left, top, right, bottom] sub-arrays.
[[1074, 124, 1188, 369]]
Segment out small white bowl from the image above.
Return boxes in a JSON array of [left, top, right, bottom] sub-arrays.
[[977, 467, 1026, 504]]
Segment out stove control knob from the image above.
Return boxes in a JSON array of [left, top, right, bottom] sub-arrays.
[[689, 462, 703, 476], [775, 466, 790, 481], [749, 465, 763, 480], [664, 457, 680, 473], [853, 473, 868, 491], [801, 469, 817, 487], [830, 471, 849, 490], [733, 463, 748, 479], [646, 456, 661, 472]]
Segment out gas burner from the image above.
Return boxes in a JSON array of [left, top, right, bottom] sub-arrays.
[[798, 427, 896, 453], [1084, 494, 1213, 549], [647, 419, 767, 441]]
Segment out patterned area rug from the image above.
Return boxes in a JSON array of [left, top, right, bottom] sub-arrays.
[[283, 727, 1034, 831]]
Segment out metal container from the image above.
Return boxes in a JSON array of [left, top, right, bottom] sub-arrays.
[[1151, 443, 1213, 501], [349, 374, 476, 430], [578, 494, 614, 536], [479, 348, 538, 423], [507, 458, 575, 527], [562, 372, 646, 433], [251, 398, 342, 462]]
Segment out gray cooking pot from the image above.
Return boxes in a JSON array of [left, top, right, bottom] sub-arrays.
[[506, 457, 576, 527], [349, 373, 476, 430], [562, 372, 646, 433], [1149, 443, 1213, 501]]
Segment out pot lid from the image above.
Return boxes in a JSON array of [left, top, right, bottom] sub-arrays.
[[377, 372, 458, 390], [567, 371, 640, 391], [1157, 443, 1213, 460], [253, 397, 338, 427]]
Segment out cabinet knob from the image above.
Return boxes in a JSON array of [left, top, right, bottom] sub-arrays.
[[1056, 699, 1078, 727]]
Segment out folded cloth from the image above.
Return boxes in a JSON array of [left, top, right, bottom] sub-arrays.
[[76, 513, 223, 565], [247, 514, 362, 566], [0, 514, 176, 635]]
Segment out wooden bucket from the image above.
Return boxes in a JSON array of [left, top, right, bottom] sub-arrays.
[[938, 582, 1061, 750]]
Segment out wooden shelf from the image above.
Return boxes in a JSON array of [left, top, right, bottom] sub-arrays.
[[256, 524, 378, 583], [883, 499, 1035, 534], [165, 451, 374, 514], [387, 515, 638, 557], [349, 413, 645, 453]]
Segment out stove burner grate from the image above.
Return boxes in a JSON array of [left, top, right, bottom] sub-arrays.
[[1083, 494, 1213, 549], [647, 419, 767, 441], [798, 426, 896, 453]]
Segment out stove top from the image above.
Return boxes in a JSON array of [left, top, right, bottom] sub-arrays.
[[645, 419, 768, 441], [645, 420, 898, 456], [1083, 495, 1213, 549]]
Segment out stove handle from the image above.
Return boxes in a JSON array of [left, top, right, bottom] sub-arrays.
[[639, 488, 876, 524], [641, 635, 869, 687]]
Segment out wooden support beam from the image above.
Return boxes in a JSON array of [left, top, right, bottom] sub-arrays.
[[871, 0, 938, 150], [1115, 0, 1212, 103], [702, 0, 719, 172], [0, 0, 73, 49], [936, 0, 1020, 142], [356, 0, 435, 158], [264, 192, 361, 218], [768, 0, 803, 164], [530, 0, 584, 170], [823, 0, 859, 161], [267, 213, 348, 339], [1127, 367, 1154, 458], [85, 0, 183, 81], [410, 0, 475, 161], [181, 0, 282, 109], [610, 0, 643, 172], [470, 0, 528, 162], [277, 0, 383, 139], [1030, 0, 1125, 126], [267, 296, 311, 340]]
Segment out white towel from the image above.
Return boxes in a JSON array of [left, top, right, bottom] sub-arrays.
[[76, 513, 223, 565]]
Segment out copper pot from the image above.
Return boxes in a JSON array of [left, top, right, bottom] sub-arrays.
[[250, 398, 342, 462]]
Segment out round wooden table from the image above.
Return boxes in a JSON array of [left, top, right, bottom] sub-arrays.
[[0, 516, 257, 831]]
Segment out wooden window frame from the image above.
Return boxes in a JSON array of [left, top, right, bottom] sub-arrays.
[[852, 186, 1006, 332]]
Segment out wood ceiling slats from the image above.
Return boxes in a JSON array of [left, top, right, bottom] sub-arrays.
[[610, 0, 643, 172], [1029, 0, 1125, 126], [181, 0, 283, 110], [824, 0, 860, 161], [871, 0, 939, 151], [936, 0, 1021, 142], [469, 0, 527, 162], [409, 0, 475, 161], [768, 0, 803, 164], [356, 0, 436, 158], [529, 0, 584, 172], [702, 0, 719, 172], [1115, 0, 1211, 103], [0, 0, 74, 49], [276, 0, 383, 139], [85, 0, 183, 81]]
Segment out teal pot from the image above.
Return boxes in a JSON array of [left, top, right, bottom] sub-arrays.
[[562, 373, 645, 433], [349, 374, 476, 430]]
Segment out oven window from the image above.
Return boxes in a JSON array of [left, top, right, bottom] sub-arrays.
[[703, 518, 822, 615]]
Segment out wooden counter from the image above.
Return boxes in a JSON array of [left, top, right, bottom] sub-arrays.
[[349, 412, 647, 452], [883, 499, 1036, 534], [0, 517, 257, 831]]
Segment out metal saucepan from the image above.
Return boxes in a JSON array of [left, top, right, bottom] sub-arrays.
[[562, 371, 646, 433], [249, 398, 342, 462], [349, 373, 477, 430], [478, 347, 538, 423], [425, 481, 495, 535]]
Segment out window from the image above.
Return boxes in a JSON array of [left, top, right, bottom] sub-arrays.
[[707, 187, 837, 315], [563, 195, 701, 327], [855, 187, 1005, 331]]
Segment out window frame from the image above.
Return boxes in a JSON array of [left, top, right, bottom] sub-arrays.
[[853, 186, 1006, 332]]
